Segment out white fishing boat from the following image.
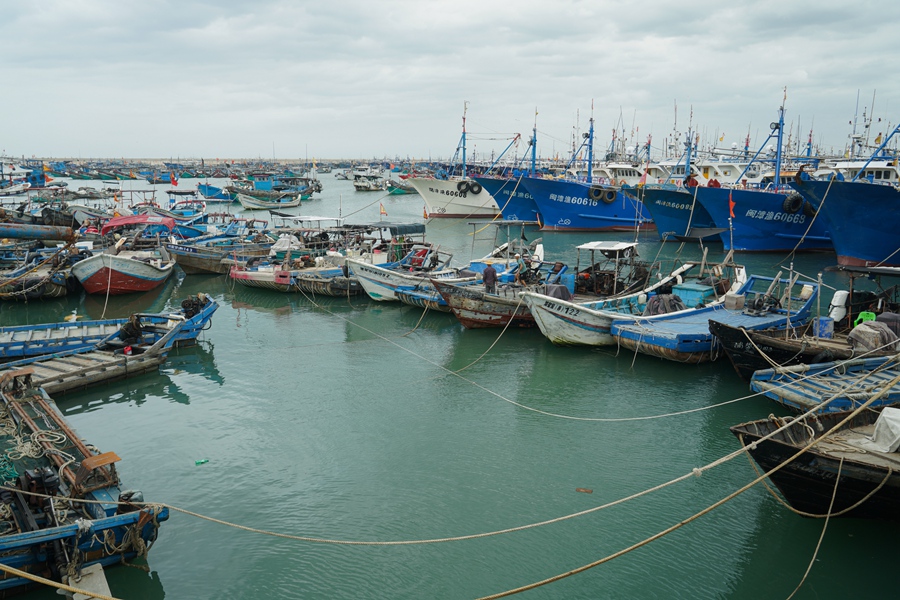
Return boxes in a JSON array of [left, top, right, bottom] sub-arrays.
[[347, 245, 468, 301], [236, 192, 302, 211], [522, 248, 745, 346], [408, 177, 499, 218]]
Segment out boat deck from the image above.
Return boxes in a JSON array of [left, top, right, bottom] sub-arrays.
[[0, 322, 182, 395], [750, 357, 900, 412], [816, 424, 900, 470], [0, 322, 122, 355]]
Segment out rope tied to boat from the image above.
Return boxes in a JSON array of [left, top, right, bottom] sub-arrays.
[[0, 241, 77, 300]]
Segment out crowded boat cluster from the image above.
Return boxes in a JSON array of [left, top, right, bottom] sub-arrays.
[[1, 99, 900, 596]]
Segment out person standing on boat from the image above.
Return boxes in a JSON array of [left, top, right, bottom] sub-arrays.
[[482, 263, 498, 294], [514, 253, 527, 285]]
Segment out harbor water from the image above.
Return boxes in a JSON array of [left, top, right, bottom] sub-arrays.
[[6, 177, 899, 599]]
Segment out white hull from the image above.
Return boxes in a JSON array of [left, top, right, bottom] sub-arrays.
[[407, 178, 499, 218], [236, 193, 302, 210], [521, 263, 745, 346], [347, 259, 472, 302], [522, 292, 621, 346]]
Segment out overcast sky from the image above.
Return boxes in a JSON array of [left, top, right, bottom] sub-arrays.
[[2, 0, 897, 162]]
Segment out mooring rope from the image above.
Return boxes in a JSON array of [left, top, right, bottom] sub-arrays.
[[475, 373, 900, 598], [784, 458, 843, 600]]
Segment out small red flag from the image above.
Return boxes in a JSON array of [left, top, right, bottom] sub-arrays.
[[171, 171, 178, 187], [728, 190, 735, 218]]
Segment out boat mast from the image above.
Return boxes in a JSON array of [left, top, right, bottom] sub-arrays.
[[773, 98, 786, 188], [530, 108, 538, 177], [851, 123, 900, 181], [460, 101, 469, 179], [586, 101, 594, 184], [683, 128, 693, 184]]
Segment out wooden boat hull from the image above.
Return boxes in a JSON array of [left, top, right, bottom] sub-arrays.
[[228, 266, 295, 292], [0, 377, 169, 595], [749, 356, 900, 413], [433, 280, 535, 328], [731, 411, 900, 520], [71, 254, 174, 295], [295, 275, 362, 297], [708, 320, 882, 381], [395, 288, 451, 312], [0, 271, 74, 301], [167, 243, 270, 274]]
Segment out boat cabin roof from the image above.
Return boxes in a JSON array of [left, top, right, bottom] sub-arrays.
[[272, 215, 344, 224], [359, 222, 427, 236], [827, 264, 900, 278], [576, 241, 639, 252]]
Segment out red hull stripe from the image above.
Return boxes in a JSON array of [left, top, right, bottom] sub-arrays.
[[81, 267, 171, 295]]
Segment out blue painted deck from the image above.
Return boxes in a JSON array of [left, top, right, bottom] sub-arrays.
[[750, 356, 900, 413]]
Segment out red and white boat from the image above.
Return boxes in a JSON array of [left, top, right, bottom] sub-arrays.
[[71, 248, 175, 295]]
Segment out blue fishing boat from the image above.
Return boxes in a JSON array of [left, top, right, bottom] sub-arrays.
[[473, 176, 540, 222], [521, 177, 653, 231], [395, 284, 453, 312], [0, 294, 217, 359], [693, 184, 832, 252], [0, 313, 187, 395], [0, 368, 168, 595], [629, 185, 721, 242], [749, 355, 900, 414], [610, 273, 819, 363], [686, 105, 832, 252], [197, 182, 234, 202], [789, 124, 900, 266]]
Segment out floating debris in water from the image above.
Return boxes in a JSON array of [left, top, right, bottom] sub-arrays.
[[575, 488, 592, 494]]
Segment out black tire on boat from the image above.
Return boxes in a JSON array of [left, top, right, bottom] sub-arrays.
[[782, 193, 803, 214], [457, 181, 470, 193], [468, 182, 482, 195], [588, 186, 603, 200], [603, 190, 617, 203], [803, 200, 817, 217]]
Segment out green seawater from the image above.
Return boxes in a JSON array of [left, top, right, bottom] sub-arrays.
[[6, 177, 899, 599]]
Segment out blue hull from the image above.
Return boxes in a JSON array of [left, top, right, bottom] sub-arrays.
[[696, 186, 833, 252], [473, 176, 540, 222], [611, 274, 818, 362], [520, 178, 654, 231], [750, 356, 900, 413], [789, 178, 900, 266], [0, 296, 217, 359], [635, 186, 718, 241]]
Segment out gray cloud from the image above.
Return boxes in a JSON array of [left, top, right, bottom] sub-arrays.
[[1, 0, 897, 159]]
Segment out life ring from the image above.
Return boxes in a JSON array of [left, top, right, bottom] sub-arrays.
[[468, 182, 482, 194], [782, 193, 803, 214], [802, 200, 817, 217], [588, 186, 603, 200], [620, 179, 628, 186], [456, 180, 470, 193], [602, 190, 617, 203], [674, 179, 683, 188]]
